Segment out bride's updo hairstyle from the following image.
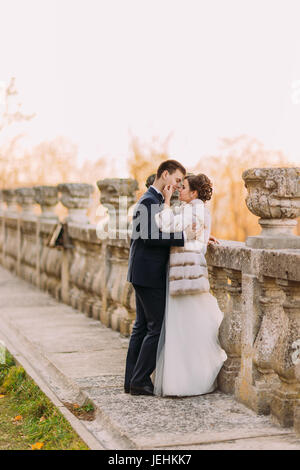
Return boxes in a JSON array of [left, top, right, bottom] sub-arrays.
[[186, 173, 213, 202]]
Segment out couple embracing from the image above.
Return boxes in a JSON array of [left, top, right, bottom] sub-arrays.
[[125, 159, 227, 397]]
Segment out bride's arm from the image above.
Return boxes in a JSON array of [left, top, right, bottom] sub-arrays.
[[155, 202, 204, 233]]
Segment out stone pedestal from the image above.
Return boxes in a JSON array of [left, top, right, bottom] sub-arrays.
[[0, 189, 5, 215], [243, 167, 300, 249], [34, 186, 59, 221], [16, 187, 37, 220], [97, 178, 138, 239], [2, 189, 19, 215], [58, 183, 94, 224]]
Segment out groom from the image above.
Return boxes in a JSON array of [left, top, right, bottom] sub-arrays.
[[124, 159, 190, 396]]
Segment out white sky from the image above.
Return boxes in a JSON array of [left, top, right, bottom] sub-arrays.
[[1, 0, 300, 176]]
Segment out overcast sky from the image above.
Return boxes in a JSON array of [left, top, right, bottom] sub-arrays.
[[1, 0, 300, 175]]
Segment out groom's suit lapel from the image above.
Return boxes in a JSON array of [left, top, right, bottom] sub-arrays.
[[147, 186, 164, 205]]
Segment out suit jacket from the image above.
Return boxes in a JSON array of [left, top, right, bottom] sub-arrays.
[[127, 186, 185, 288]]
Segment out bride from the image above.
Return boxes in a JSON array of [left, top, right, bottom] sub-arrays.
[[153, 173, 227, 397]]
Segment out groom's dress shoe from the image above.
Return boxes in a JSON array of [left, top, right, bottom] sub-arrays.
[[124, 386, 130, 394], [130, 385, 154, 396]]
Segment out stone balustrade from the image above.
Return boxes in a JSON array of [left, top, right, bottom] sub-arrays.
[[0, 167, 299, 436]]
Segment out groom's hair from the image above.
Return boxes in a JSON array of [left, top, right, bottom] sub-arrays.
[[156, 160, 186, 179]]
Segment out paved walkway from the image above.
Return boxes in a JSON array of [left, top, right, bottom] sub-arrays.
[[0, 265, 299, 450]]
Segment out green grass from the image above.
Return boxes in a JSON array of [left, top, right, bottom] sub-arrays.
[[0, 351, 89, 450]]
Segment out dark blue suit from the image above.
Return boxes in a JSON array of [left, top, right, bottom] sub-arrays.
[[125, 186, 184, 390]]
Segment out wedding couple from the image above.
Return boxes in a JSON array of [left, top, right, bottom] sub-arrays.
[[124, 159, 227, 397]]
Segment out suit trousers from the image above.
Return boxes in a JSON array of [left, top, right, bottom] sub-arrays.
[[124, 283, 166, 390]]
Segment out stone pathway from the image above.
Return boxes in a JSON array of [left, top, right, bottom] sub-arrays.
[[0, 266, 299, 450]]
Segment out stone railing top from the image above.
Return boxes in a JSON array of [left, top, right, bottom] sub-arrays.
[[2, 189, 17, 204], [34, 186, 59, 207], [58, 183, 94, 209], [97, 178, 138, 207], [2, 189, 19, 213], [206, 241, 300, 282], [15, 187, 36, 205]]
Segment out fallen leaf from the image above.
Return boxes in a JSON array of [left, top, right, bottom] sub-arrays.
[[39, 416, 46, 423], [31, 442, 44, 450], [73, 403, 80, 409], [0, 395, 5, 399], [13, 415, 23, 422]]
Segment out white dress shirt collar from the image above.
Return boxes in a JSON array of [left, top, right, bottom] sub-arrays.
[[150, 185, 163, 197]]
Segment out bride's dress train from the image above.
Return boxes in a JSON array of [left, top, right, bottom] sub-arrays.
[[154, 202, 227, 397]]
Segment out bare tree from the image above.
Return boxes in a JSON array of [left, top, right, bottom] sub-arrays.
[[0, 77, 35, 133]]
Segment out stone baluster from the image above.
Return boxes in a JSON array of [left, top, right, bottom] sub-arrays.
[[15, 188, 37, 277], [34, 186, 59, 221], [0, 189, 5, 215], [209, 266, 229, 317], [2, 189, 18, 216], [218, 268, 242, 394], [16, 187, 37, 220], [58, 183, 94, 224], [34, 186, 59, 290], [96, 178, 138, 239], [295, 360, 300, 435], [96, 178, 138, 332], [248, 277, 285, 414], [270, 280, 300, 427], [208, 266, 230, 390], [2, 189, 18, 272], [242, 167, 300, 249], [57, 184, 94, 307], [0, 190, 4, 264]]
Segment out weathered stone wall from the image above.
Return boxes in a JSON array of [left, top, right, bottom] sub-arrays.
[[0, 167, 299, 435]]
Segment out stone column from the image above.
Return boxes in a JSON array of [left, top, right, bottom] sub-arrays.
[[34, 186, 59, 222], [248, 278, 285, 414], [209, 266, 229, 317], [2, 189, 18, 271], [0, 190, 5, 265], [0, 189, 5, 214], [270, 280, 300, 427], [15, 188, 37, 277], [2, 189, 18, 215], [34, 186, 59, 289], [295, 360, 300, 435], [96, 179, 138, 331], [242, 167, 300, 249], [58, 183, 94, 224], [96, 178, 138, 239], [218, 268, 242, 394], [16, 187, 37, 220], [58, 184, 94, 306]]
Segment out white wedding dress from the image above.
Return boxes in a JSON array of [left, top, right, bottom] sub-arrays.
[[154, 201, 227, 397]]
